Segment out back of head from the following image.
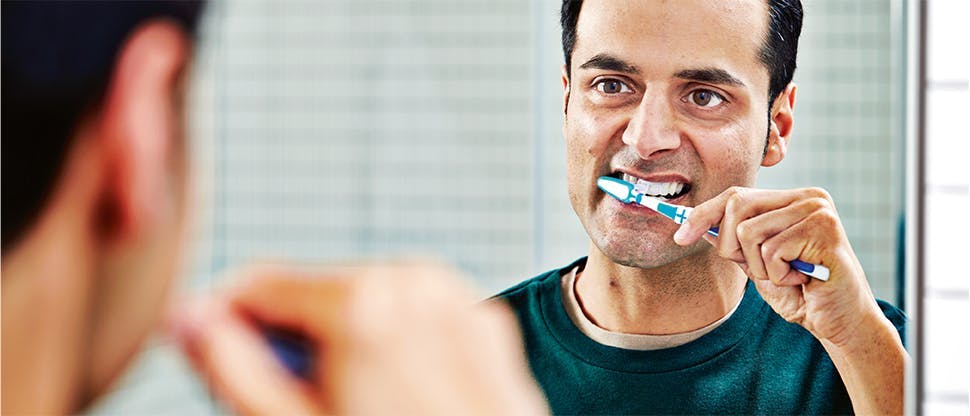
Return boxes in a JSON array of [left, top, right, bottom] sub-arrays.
[[1, 0, 204, 252]]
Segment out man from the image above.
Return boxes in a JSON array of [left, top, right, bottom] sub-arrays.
[[494, 0, 907, 414], [1, 2, 546, 414]]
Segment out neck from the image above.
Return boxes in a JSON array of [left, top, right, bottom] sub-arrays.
[[575, 242, 747, 335], [1, 147, 102, 414]]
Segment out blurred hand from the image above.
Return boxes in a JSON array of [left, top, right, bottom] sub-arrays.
[[169, 260, 548, 416]]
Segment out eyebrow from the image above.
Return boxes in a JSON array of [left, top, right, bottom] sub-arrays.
[[578, 53, 640, 75], [674, 68, 745, 87]]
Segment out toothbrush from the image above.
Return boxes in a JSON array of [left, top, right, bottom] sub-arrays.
[[597, 176, 830, 281], [265, 330, 314, 380]]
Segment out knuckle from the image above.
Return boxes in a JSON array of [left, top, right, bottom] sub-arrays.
[[804, 186, 833, 202], [726, 187, 747, 207], [801, 197, 829, 212], [760, 240, 781, 263], [808, 208, 840, 229], [726, 186, 745, 197], [735, 221, 756, 243]]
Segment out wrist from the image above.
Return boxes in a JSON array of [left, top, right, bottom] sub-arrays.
[[821, 305, 903, 360], [819, 307, 907, 416]]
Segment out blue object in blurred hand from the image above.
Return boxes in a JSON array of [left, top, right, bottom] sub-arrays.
[[265, 330, 314, 380]]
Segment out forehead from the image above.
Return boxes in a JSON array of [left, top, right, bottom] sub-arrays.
[[573, 0, 769, 81]]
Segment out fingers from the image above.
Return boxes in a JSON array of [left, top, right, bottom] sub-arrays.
[[676, 187, 808, 247], [173, 259, 547, 416], [676, 187, 836, 283], [673, 187, 736, 246], [169, 299, 324, 416], [223, 260, 470, 341], [759, 209, 838, 286], [223, 264, 352, 341], [684, 187, 885, 346], [735, 197, 832, 281]]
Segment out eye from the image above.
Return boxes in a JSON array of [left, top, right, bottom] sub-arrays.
[[688, 89, 725, 108], [595, 79, 633, 94]]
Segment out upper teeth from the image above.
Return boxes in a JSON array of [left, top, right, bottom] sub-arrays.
[[622, 173, 686, 197]]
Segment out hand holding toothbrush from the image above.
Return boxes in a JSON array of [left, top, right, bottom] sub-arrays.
[[672, 186, 908, 416], [670, 186, 903, 351], [169, 261, 548, 416], [598, 177, 906, 412]]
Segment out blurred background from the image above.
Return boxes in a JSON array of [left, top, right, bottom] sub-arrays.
[[87, 0, 966, 414]]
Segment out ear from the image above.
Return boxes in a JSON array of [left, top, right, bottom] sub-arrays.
[[97, 20, 192, 240], [561, 64, 571, 117], [761, 83, 796, 167]]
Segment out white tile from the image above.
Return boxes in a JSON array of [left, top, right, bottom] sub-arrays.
[[926, 89, 970, 187], [925, 193, 970, 291], [923, 399, 970, 416], [923, 294, 970, 395], [927, 0, 970, 82]]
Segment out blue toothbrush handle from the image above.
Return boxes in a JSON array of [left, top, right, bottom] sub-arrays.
[[265, 331, 314, 380], [706, 226, 829, 281], [789, 259, 830, 281]]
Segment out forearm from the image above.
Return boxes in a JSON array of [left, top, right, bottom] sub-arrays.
[[821, 311, 908, 415]]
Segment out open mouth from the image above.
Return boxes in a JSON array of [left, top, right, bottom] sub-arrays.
[[614, 172, 691, 201]]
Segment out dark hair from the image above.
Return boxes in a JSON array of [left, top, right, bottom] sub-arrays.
[[1, 1, 205, 252], [560, 0, 803, 103]]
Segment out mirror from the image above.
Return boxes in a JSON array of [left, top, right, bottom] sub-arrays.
[[90, 0, 916, 413]]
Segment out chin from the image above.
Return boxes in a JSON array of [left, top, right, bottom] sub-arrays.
[[592, 231, 691, 270], [601, 246, 684, 270]]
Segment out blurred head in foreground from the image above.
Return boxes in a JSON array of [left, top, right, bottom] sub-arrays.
[[2, 1, 203, 412]]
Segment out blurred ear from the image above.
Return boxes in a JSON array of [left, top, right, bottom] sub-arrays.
[[762, 83, 796, 168], [97, 20, 192, 240]]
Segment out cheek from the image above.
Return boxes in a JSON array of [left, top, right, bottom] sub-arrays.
[[690, 121, 764, 184], [564, 111, 625, 208], [566, 110, 626, 159]]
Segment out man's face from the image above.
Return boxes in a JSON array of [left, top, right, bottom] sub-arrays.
[[563, 0, 780, 268]]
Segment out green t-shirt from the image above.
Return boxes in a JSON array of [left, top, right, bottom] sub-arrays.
[[494, 257, 907, 415]]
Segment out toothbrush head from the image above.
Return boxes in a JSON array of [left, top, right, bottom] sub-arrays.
[[597, 176, 636, 203]]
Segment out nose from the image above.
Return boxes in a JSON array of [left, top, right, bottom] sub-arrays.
[[620, 92, 681, 159]]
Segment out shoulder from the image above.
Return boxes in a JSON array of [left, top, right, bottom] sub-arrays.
[[491, 272, 552, 301], [489, 257, 587, 307], [490, 267, 565, 304]]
